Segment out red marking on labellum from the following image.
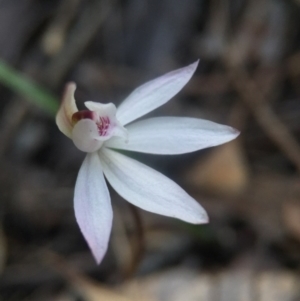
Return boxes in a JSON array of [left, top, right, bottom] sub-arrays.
[[72, 110, 111, 137], [97, 116, 110, 136], [72, 110, 98, 125]]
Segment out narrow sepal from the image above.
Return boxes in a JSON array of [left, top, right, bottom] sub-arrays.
[[100, 148, 208, 224], [74, 152, 113, 263], [105, 117, 239, 154], [116, 61, 199, 126]]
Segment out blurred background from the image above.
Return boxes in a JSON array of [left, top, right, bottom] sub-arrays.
[[1, 0, 300, 300]]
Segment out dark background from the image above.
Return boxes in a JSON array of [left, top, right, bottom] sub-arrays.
[[1, 0, 300, 300]]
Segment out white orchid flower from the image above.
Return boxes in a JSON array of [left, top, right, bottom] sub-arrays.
[[56, 61, 239, 263]]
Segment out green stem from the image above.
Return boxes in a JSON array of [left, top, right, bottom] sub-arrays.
[[0, 60, 59, 116]]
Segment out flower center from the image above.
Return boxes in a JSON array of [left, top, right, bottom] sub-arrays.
[[97, 116, 110, 136], [72, 110, 112, 137], [70, 105, 127, 153]]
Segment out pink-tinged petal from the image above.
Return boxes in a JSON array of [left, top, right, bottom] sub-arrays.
[[72, 119, 104, 152], [100, 148, 208, 224], [56, 82, 78, 138], [105, 117, 239, 154], [116, 61, 199, 126], [74, 152, 113, 264]]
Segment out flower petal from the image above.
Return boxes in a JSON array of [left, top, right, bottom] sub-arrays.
[[72, 119, 104, 152], [116, 61, 199, 126], [56, 82, 78, 138], [100, 148, 208, 224], [74, 152, 113, 264], [84, 101, 117, 116], [105, 117, 240, 154]]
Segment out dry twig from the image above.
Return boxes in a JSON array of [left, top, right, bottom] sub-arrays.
[[228, 67, 300, 173]]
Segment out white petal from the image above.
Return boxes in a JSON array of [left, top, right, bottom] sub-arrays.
[[72, 119, 104, 152], [100, 148, 208, 224], [84, 101, 117, 116], [56, 82, 78, 138], [74, 152, 113, 264], [105, 117, 239, 154], [116, 61, 199, 126]]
